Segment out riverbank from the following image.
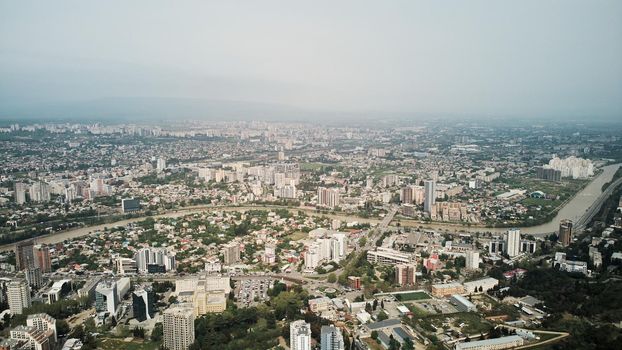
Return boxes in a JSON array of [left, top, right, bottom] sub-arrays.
[[1, 163, 619, 252]]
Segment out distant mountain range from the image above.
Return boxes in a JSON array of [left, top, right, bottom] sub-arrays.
[[0, 97, 329, 122]]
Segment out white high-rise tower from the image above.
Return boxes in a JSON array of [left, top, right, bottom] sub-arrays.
[[506, 229, 521, 257], [424, 180, 436, 213], [290, 320, 311, 350]]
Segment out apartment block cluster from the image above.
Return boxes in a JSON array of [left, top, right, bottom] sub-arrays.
[[399, 179, 477, 223], [488, 229, 537, 258], [196, 161, 301, 200], [0, 313, 57, 350], [116, 246, 177, 274], [290, 320, 345, 350], [13, 175, 114, 205], [546, 156, 594, 179], [304, 228, 348, 271]]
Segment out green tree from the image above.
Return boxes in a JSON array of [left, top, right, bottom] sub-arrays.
[[56, 319, 71, 337], [327, 273, 337, 283], [151, 323, 163, 342], [377, 311, 388, 321]]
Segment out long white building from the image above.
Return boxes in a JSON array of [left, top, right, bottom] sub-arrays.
[[367, 247, 413, 265]]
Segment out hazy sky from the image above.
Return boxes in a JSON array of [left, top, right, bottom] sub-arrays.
[[1, 1, 621, 120]]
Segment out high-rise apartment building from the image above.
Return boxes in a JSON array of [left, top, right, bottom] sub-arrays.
[[559, 219, 573, 246], [25, 267, 43, 289], [9, 325, 53, 350], [506, 229, 521, 257], [15, 239, 35, 270], [8, 280, 31, 315], [163, 305, 195, 350], [290, 320, 311, 350], [33, 245, 51, 273], [321, 325, 345, 350], [400, 186, 414, 204], [27, 313, 57, 342], [465, 251, 480, 270], [14, 182, 27, 204], [29, 182, 50, 202], [317, 187, 340, 208], [134, 247, 176, 273], [223, 242, 240, 265], [424, 180, 436, 213], [157, 158, 167, 172], [395, 263, 417, 286]]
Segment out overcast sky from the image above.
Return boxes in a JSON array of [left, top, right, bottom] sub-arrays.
[[1, 1, 621, 120]]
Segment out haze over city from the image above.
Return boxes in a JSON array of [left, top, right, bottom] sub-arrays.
[[1, 2, 622, 350], [1, 0, 621, 121]]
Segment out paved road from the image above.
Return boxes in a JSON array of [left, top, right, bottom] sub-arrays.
[[575, 175, 622, 230]]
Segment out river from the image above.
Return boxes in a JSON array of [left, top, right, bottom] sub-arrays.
[[1, 163, 619, 252]]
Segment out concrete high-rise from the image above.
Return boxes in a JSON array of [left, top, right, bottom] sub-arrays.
[[395, 263, 416, 286], [506, 229, 521, 257], [25, 267, 43, 289], [29, 181, 50, 202], [8, 280, 31, 315], [163, 304, 195, 350], [134, 247, 176, 273], [27, 313, 57, 342], [321, 325, 345, 350], [157, 158, 167, 172], [559, 219, 573, 246], [317, 187, 340, 208], [15, 239, 35, 270], [223, 243, 240, 265], [290, 320, 311, 350], [33, 245, 52, 273], [14, 182, 27, 204], [424, 180, 436, 213], [465, 251, 480, 270]]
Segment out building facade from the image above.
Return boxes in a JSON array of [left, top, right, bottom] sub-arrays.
[[290, 320, 311, 350], [163, 305, 195, 350]]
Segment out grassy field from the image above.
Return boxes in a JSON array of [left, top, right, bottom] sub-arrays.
[[499, 177, 588, 201], [286, 231, 308, 241], [406, 303, 431, 317], [98, 338, 159, 350], [363, 337, 385, 350], [413, 312, 493, 335], [394, 291, 431, 301], [300, 162, 332, 171]]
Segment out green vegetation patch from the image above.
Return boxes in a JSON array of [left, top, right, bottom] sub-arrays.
[[286, 231, 308, 241], [394, 291, 431, 301], [98, 338, 160, 350]]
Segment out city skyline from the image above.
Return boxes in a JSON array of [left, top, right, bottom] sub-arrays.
[[1, 2, 621, 350]]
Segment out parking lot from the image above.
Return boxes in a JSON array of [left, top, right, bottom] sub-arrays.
[[235, 277, 273, 307]]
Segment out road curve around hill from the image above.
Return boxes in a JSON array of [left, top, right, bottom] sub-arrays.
[[1, 163, 620, 253]]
